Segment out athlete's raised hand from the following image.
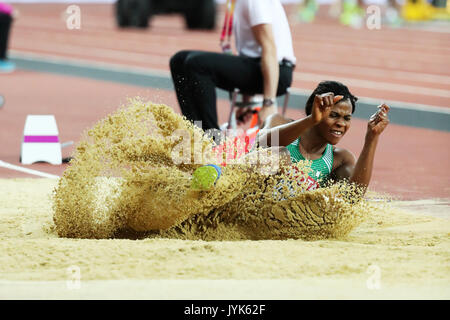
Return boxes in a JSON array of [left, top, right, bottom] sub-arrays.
[[311, 93, 344, 124], [367, 103, 390, 138]]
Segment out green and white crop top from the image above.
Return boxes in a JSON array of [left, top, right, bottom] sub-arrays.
[[286, 137, 334, 186]]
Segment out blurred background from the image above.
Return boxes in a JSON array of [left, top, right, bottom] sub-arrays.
[[0, 0, 449, 199]]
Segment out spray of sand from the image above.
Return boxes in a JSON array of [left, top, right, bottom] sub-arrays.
[[52, 99, 376, 240]]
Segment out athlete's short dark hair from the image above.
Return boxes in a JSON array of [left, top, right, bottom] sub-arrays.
[[305, 81, 358, 116]]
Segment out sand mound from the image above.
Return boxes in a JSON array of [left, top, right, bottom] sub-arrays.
[[53, 99, 374, 240], [2, 178, 449, 298], [153, 180, 372, 241]]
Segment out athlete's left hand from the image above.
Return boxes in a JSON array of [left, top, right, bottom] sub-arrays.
[[367, 103, 390, 138]]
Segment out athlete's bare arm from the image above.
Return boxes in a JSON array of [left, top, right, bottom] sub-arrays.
[[331, 104, 390, 190]]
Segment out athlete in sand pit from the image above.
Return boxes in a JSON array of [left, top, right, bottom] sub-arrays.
[[194, 80, 390, 192], [255, 80, 390, 192]]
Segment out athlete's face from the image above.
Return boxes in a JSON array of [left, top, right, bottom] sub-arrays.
[[317, 99, 352, 145]]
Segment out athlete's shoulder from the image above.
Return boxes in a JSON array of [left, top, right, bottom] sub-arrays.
[[332, 146, 356, 169]]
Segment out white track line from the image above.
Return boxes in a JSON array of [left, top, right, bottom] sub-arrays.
[[10, 50, 171, 78], [288, 87, 450, 115], [294, 72, 450, 99], [0, 160, 60, 179]]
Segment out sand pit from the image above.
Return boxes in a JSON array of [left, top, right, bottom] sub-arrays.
[[0, 178, 449, 299], [1, 101, 448, 299]]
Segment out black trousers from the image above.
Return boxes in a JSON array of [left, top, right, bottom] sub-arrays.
[[169, 50, 294, 131], [0, 12, 12, 60]]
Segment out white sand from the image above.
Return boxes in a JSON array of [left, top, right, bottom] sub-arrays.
[[0, 178, 449, 299]]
